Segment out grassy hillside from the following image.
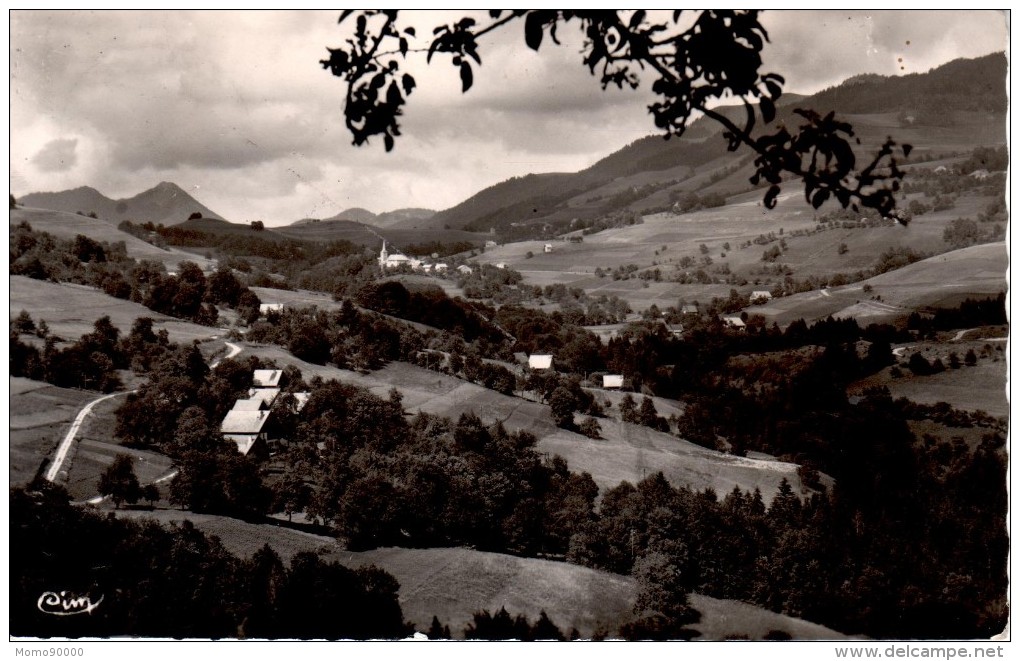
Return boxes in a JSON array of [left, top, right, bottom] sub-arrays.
[[10, 276, 221, 343], [239, 344, 809, 501], [113, 510, 852, 640], [399, 55, 1005, 234], [275, 218, 489, 248], [10, 207, 216, 271], [745, 242, 1007, 326], [9, 377, 95, 487]]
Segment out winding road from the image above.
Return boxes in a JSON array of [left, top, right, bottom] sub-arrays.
[[50, 339, 245, 487], [45, 391, 130, 482]]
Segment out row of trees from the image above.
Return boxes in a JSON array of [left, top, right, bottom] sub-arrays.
[[11, 484, 409, 639], [10, 222, 261, 325]]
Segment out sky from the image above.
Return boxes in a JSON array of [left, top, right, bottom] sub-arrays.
[[8, 9, 1010, 225]]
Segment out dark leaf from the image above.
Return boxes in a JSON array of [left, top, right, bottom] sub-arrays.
[[339, 10, 354, 24], [404, 26, 416, 37], [489, 10, 503, 19], [902, 144, 913, 157], [399, 38, 408, 56], [760, 96, 775, 124], [401, 73, 416, 95], [384, 134, 395, 152], [460, 62, 473, 92], [764, 185, 781, 209], [525, 12, 545, 50], [629, 10, 646, 28], [811, 188, 830, 209]]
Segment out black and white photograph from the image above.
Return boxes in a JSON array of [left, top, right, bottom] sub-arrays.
[[7, 8, 1011, 656]]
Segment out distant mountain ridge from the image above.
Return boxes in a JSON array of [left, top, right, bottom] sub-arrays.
[[20, 182, 225, 224], [291, 207, 436, 229], [408, 52, 1006, 232]]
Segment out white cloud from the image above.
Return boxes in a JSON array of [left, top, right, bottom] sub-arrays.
[[9, 10, 1009, 224]]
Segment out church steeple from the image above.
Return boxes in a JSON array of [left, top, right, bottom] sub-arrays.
[[379, 240, 388, 268]]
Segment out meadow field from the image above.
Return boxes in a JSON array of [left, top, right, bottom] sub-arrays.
[[114, 508, 852, 640], [10, 276, 222, 343]]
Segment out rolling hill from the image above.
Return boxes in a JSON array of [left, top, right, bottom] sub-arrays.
[[290, 207, 436, 229], [399, 53, 1006, 233], [20, 181, 225, 224], [115, 510, 852, 640], [744, 242, 1007, 326], [9, 206, 216, 271]]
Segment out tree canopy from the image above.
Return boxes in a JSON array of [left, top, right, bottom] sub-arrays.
[[322, 10, 911, 219]]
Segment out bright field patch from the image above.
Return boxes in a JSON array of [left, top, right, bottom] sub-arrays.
[[239, 345, 805, 502], [10, 276, 220, 343], [9, 377, 95, 486], [11, 207, 216, 271], [112, 510, 850, 640]]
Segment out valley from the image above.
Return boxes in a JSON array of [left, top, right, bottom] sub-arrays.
[[9, 45, 1008, 644]]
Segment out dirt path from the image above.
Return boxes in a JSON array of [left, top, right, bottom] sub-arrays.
[[45, 391, 130, 482], [210, 341, 242, 368]]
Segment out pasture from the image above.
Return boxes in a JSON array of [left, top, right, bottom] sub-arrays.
[[239, 345, 808, 500], [60, 395, 175, 501], [851, 340, 1008, 418], [9, 377, 95, 486], [10, 207, 216, 271], [470, 182, 1004, 316], [112, 509, 851, 640], [746, 242, 1007, 326], [10, 276, 221, 343]]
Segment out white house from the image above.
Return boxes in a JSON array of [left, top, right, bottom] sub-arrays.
[[723, 316, 747, 329], [485, 240, 498, 248], [457, 264, 473, 275], [244, 387, 281, 408], [495, 262, 507, 269], [221, 409, 272, 457], [259, 303, 285, 315], [252, 369, 283, 388], [434, 263, 449, 273], [681, 304, 699, 315], [543, 243, 554, 253], [529, 354, 554, 370], [603, 374, 624, 389], [750, 290, 773, 304]]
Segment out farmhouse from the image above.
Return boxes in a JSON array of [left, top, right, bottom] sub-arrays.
[[544, 243, 554, 253], [220, 410, 272, 458], [434, 263, 449, 272], [244, 387, 280, 407], [485, 240, 498, 248], [495, 262, 507, 269], [750, 290, 773, 304], [681, 304, 699, 315], [667, 323, 685, 338], [253, 369, 283, 388], [529, 354, 554, 370], [723, 316, 747, 329], [457, 264, 473, 275], [602, 374, 624, 389], [259, 303, 285, 315]]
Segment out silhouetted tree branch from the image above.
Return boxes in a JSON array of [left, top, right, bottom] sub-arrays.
[[321, 10, 912, 221]]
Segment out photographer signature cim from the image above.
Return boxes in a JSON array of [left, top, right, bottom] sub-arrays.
[[37, 591, 103, 616]]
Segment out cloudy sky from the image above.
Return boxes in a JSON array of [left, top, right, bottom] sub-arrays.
[[9, 10, 1009, 225]]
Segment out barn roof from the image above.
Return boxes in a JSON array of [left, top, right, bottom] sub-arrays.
[[232, 398, 267, 411], [223, 434, 263, 456], [529, 354, 554, 369], [603, 374, 624, 388], [252, 369, 283, 388], [221, 409, 271, 435]]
